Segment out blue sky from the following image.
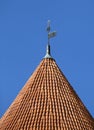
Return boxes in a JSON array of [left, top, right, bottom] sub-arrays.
[[0, 0, 94, 118]]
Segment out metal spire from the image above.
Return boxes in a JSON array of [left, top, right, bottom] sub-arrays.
[[44, 20, 56, 59]]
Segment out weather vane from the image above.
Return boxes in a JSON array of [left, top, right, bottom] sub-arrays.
[[46, 20, 56, 45], [44, 20, 57, 59]]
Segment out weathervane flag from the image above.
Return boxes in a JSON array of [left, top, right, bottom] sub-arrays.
[[48, 31, 56, 39]]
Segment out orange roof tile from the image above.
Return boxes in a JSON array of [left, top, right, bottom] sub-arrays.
[[0, 58, 94, 129]]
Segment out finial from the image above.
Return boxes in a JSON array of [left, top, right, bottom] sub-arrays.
[[47, 20, 51, 45], [44, 20, 56, 59], [47, 20, 51, 33]]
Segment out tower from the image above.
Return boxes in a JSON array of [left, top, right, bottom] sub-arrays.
[[0, 21, 94, 130]]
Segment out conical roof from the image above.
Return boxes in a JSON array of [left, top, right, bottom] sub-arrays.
[[0, 58, 94, 130]]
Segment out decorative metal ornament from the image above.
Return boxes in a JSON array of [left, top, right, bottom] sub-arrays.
[[44, 20, 57, 58]]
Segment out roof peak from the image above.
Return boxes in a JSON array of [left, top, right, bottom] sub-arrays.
[[44, 20, 56, 59]]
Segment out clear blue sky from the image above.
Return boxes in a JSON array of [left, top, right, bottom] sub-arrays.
[[0, 0, 94, 118]]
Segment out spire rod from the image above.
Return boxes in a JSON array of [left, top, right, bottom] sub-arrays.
[[44, 20, 56, 59], [47, 20, 51, 45]]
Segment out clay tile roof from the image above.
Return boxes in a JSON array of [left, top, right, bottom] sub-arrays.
[[0, 58, 94, 130]]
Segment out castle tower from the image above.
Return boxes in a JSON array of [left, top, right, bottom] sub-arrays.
[[0, 22, 94, 130]]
